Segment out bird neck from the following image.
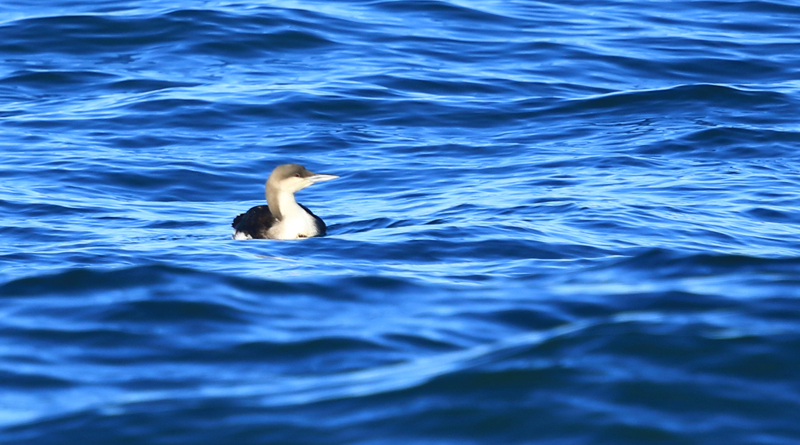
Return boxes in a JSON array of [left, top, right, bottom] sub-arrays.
[[266, 185, 304, 221]]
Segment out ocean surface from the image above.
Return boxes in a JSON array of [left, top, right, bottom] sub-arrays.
[[2, 0, 800, 443]]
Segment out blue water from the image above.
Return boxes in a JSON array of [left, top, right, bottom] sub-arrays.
[[2, 1, 800, 443]]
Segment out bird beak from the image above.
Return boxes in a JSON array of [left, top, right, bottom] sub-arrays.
[[307, 173, 339, 184]]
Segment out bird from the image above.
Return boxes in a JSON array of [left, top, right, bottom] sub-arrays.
[[232, 164, 338, 240]]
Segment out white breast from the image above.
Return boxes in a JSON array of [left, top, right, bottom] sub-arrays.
[[267, 207, 320, 240]]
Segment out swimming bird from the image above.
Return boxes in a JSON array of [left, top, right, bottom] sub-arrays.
[[232, 164, 338, 240]]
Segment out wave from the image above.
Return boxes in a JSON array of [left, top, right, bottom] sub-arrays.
[[3, 307, 797, 443]]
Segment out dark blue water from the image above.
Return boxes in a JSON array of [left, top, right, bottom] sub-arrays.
[[2, 1, 800, 443]]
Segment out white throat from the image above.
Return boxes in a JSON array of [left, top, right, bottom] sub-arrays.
[[268, 191, 319, 240]]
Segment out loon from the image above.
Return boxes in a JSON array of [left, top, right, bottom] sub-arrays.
[[232, 164, 338, 240]]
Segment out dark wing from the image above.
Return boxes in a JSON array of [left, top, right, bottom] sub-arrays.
[[232, 205, 275, 239], [298, 203, 326, 236]]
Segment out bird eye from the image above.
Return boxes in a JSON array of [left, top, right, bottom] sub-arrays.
[[294, 173, 301, 178]]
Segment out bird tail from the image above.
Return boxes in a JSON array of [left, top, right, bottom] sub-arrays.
[[232, 213, 244, 228]]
